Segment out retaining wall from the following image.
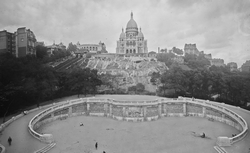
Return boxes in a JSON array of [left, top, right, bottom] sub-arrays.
[[0, 96, 248, 153], [28, 97, 248, 147]]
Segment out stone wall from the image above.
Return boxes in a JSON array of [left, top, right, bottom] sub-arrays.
[[166, 103, 183, 114], [89, 103, 105, 113], [146, 106, 158, 117], [112, 105, 123, 116], [205, 107, 222, 117], [54, 108, 69, 116], [72, 103, 87, 114], [186, 103, 203, 114], [26, 97, 248, 149]]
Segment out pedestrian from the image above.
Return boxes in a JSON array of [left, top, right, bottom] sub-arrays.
[[201, 132, 205, 138], [103, 151, 106, 153], [8, 137, 12, 146], [95, 142, 98, 150]]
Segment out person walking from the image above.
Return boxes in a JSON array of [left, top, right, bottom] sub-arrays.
[[8, 137, 12, 146], [95, 142, 98, 150]]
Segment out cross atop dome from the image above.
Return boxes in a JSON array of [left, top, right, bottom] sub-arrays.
[[131, 12, 133, 19]]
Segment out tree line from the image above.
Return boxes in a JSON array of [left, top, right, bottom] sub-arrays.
[[152, 65, 250, 109], [0, 53, 101, 119]]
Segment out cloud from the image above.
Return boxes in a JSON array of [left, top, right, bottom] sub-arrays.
[[0, 0, 250, 66]]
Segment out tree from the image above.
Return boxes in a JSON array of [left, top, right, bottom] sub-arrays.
[[36, 45, 48, 59], [67, 67, 102, 97], [150, 72, 160, 85], [156, 53, 175, 67], [160, 66, 189, 97], [136, 83, 145, 93], [172, 47, 183, 55], [128, 83, 145, 94], [184, 53, 210, 69], [67, 42, 77, 52]]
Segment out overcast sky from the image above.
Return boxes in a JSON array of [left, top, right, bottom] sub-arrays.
[[1, 0, 250, 66]]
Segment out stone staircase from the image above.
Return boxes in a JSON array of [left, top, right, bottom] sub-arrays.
[[214, 146, 227, 153], [34, 142, 56, 153]]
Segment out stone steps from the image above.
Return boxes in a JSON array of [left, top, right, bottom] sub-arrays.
[[214, 146, 227, 153], [34, 142, 56, 153]]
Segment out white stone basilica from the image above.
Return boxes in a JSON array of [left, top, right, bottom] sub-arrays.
[[116, 12, 148, 54]]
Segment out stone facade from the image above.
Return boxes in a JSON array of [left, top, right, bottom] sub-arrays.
[[76, 41, 107, 54], [0, 27, 36, 57], [227, 62, 238, 72], [184, 44, 199, 56], [210, 58, 225, 67], [0, 30, 15, 55], [241, 60, 250, 72], [116, 12, 148, 54], [16, 27, 37, 57]]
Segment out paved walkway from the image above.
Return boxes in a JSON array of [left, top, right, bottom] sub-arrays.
[[0, 95, 249, 153], [0, 108, 47, 153]]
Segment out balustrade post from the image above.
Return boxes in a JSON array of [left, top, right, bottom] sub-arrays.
[[163, 104, 167, 116], [109, 104, 113, 117], [183, 103, 187, 116], [158, 104, 162, 118], [86, 103, 90, 116], [104, 104, 108, 117], [143, 107, 147, 121], [202, 106, 206, 117], [122, 107, 126, 119], [87, 103, 90, 111]]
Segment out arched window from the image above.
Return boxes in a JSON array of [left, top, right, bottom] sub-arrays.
[[130, 49, 132, 53], [133, 49, 136, 53], [126, 49, 129, 54]]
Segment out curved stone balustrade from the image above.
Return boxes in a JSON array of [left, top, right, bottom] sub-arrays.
[[1, 96, 247, 153], [0, 103, 60, 153], [28, 96, 248, 149], [0, 143, 5, 153]]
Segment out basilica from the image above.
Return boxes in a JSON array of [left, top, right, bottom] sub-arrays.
[[116, 12, 148, 54]]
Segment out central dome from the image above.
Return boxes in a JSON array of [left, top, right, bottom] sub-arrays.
[[126, 12, 138, 33]]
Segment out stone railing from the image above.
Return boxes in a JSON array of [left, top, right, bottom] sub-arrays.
[[28, 97, 248, 148], [1, 96, 247, 153], [175, 97, 248, 146], [0, 103, 59, 153]]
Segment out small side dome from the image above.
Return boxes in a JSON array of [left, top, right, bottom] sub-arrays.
[[120, 28, 125, 38], [138, 28, 144, 38]]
